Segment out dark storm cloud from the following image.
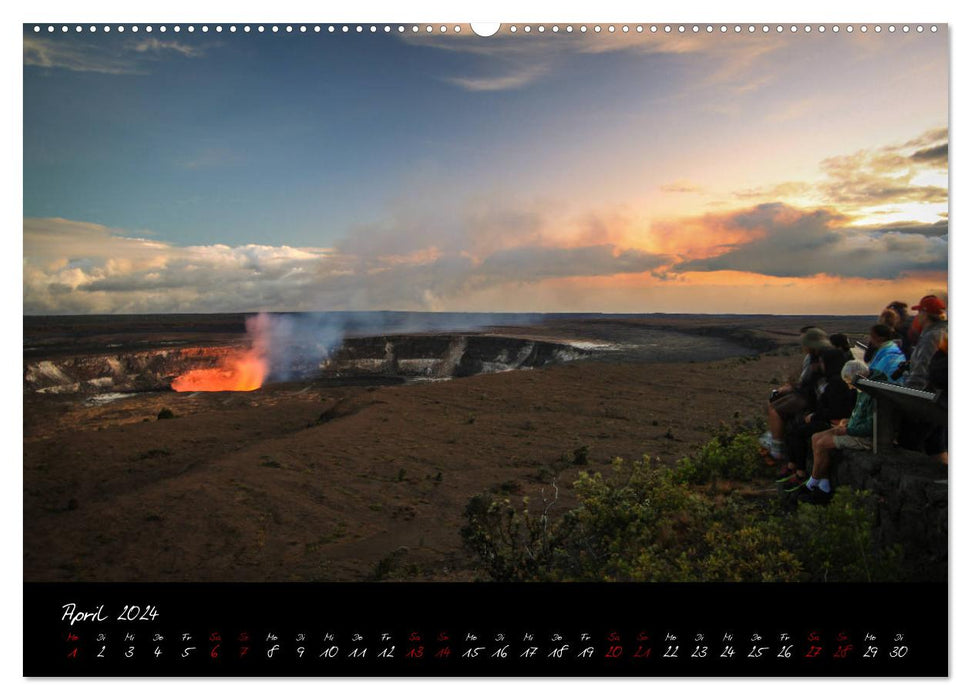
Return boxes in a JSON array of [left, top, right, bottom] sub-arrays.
[[673, 203, 947, 280], [910, 143, 948, 166]]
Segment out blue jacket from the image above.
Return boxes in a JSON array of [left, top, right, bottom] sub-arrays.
[[869, 341, 906, 385]]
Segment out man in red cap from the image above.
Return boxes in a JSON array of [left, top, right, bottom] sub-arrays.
[[902, 294, 948, 464], [906, 295, 947, 392]]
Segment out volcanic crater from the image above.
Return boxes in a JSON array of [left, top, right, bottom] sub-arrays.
[[24, 313, 870, 582]]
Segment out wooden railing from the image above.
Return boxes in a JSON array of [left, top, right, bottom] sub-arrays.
[[856, 378, 946, 453]]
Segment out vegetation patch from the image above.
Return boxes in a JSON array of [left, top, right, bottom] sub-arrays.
[[462, 425, 903, 583]]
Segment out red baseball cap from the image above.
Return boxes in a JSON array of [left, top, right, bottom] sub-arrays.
[[912, 295, 946, 314]]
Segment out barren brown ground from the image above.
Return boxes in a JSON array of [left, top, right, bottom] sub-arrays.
[[24, 351, 806, 583], [25, 314, 876, 582]]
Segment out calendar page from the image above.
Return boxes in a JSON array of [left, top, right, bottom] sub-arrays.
[[21, 16, 949, 678]]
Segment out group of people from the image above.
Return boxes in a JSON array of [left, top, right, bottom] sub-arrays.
[[760, 295, 948, 505]]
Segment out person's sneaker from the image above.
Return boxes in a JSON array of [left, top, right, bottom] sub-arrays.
[[777, 473, 804, 487], [758, 432, 774, 450], [784, 478, 810, 493], [796, 487, 833, 505], [776, 464, 795, 479]]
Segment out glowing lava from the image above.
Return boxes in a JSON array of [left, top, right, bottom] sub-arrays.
[[171, 350, 267, 392]]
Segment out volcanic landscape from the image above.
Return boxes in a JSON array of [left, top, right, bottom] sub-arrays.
[[24, 312, 871, 582]]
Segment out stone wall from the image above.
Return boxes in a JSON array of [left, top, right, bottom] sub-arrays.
[[833, 448, 948, 581]]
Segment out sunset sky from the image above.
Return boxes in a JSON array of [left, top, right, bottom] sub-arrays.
[[23, 24, 948, 314]]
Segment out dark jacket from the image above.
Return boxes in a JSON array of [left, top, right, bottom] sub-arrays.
[[813, 377, 857, 423], [846, 391, 874, 438], [906, 319, 947, 391]]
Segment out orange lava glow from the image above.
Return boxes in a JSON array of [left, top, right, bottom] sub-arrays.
[[171, 350, 268, 392]]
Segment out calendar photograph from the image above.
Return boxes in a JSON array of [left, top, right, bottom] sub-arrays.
[[22, 20, 949, 676]]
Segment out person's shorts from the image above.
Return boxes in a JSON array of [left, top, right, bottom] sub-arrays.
[[769, 392, 808, 418], [833, 434, 872, 451]]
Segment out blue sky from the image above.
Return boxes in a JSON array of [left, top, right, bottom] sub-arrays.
[[25, 29, 690, 247], [23, 24, 948, 314]]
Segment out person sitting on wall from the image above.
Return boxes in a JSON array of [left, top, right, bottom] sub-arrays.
[[899, 295, 948, 464], [866, 324, 907, 384], [866, 302, 912, 361], [828, 333, 853, 363], [778, 347, 858, 489], [797, 359, 875, 505], [760, 328, 832, 461], [878, 307, 900, 330], [886, 300, 916, 358], [865, 311, 899, 363], [905, 295, 947, 392]]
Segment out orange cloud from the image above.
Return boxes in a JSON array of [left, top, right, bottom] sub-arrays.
[[649, 203, 839, 260]]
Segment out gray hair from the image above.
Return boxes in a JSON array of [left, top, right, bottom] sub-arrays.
[[841, 359, 870, 383]]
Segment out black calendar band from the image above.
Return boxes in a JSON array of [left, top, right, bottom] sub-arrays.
[[24, 581, 947, 677]]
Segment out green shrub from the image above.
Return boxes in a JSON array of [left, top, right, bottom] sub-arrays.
[[784, 489, 903, 582], [694, 521, 802, 582], [550, 459, 709, 580], [462, 438, 904, 582], [462, 456, 802, 582], [461, 493, 552, 581], [674, 426, 763, 484]]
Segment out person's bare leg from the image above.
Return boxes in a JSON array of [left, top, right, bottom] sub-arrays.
[[810, 430, 837, 480], [768, 404, 785, 440]]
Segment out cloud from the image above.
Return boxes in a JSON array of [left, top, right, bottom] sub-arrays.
[[733, 181, 813, 200], [23, 218, 335, 313], [23, 36, 138, 74], [444, 63, 550, 91], [23, 215, 672, 314], [846, 218, 948, 238], [406, 28, 786, 93], [23, 34, 206, 75], [131, 38, 203, 58], [24, 125, 949, 314], [659, 180, 703, 194], [730, 128, 948, 211], [817, 146, 948, 207], [901, 127, 949, 149], [475, 245, 670, 282], [672, 203, 947, 280], [337, 189, 555, 260], [910, 143, 948, 166]]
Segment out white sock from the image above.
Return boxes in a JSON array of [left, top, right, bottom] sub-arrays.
[[806, 476, 819, 490], [818, 479, 831, 493]]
